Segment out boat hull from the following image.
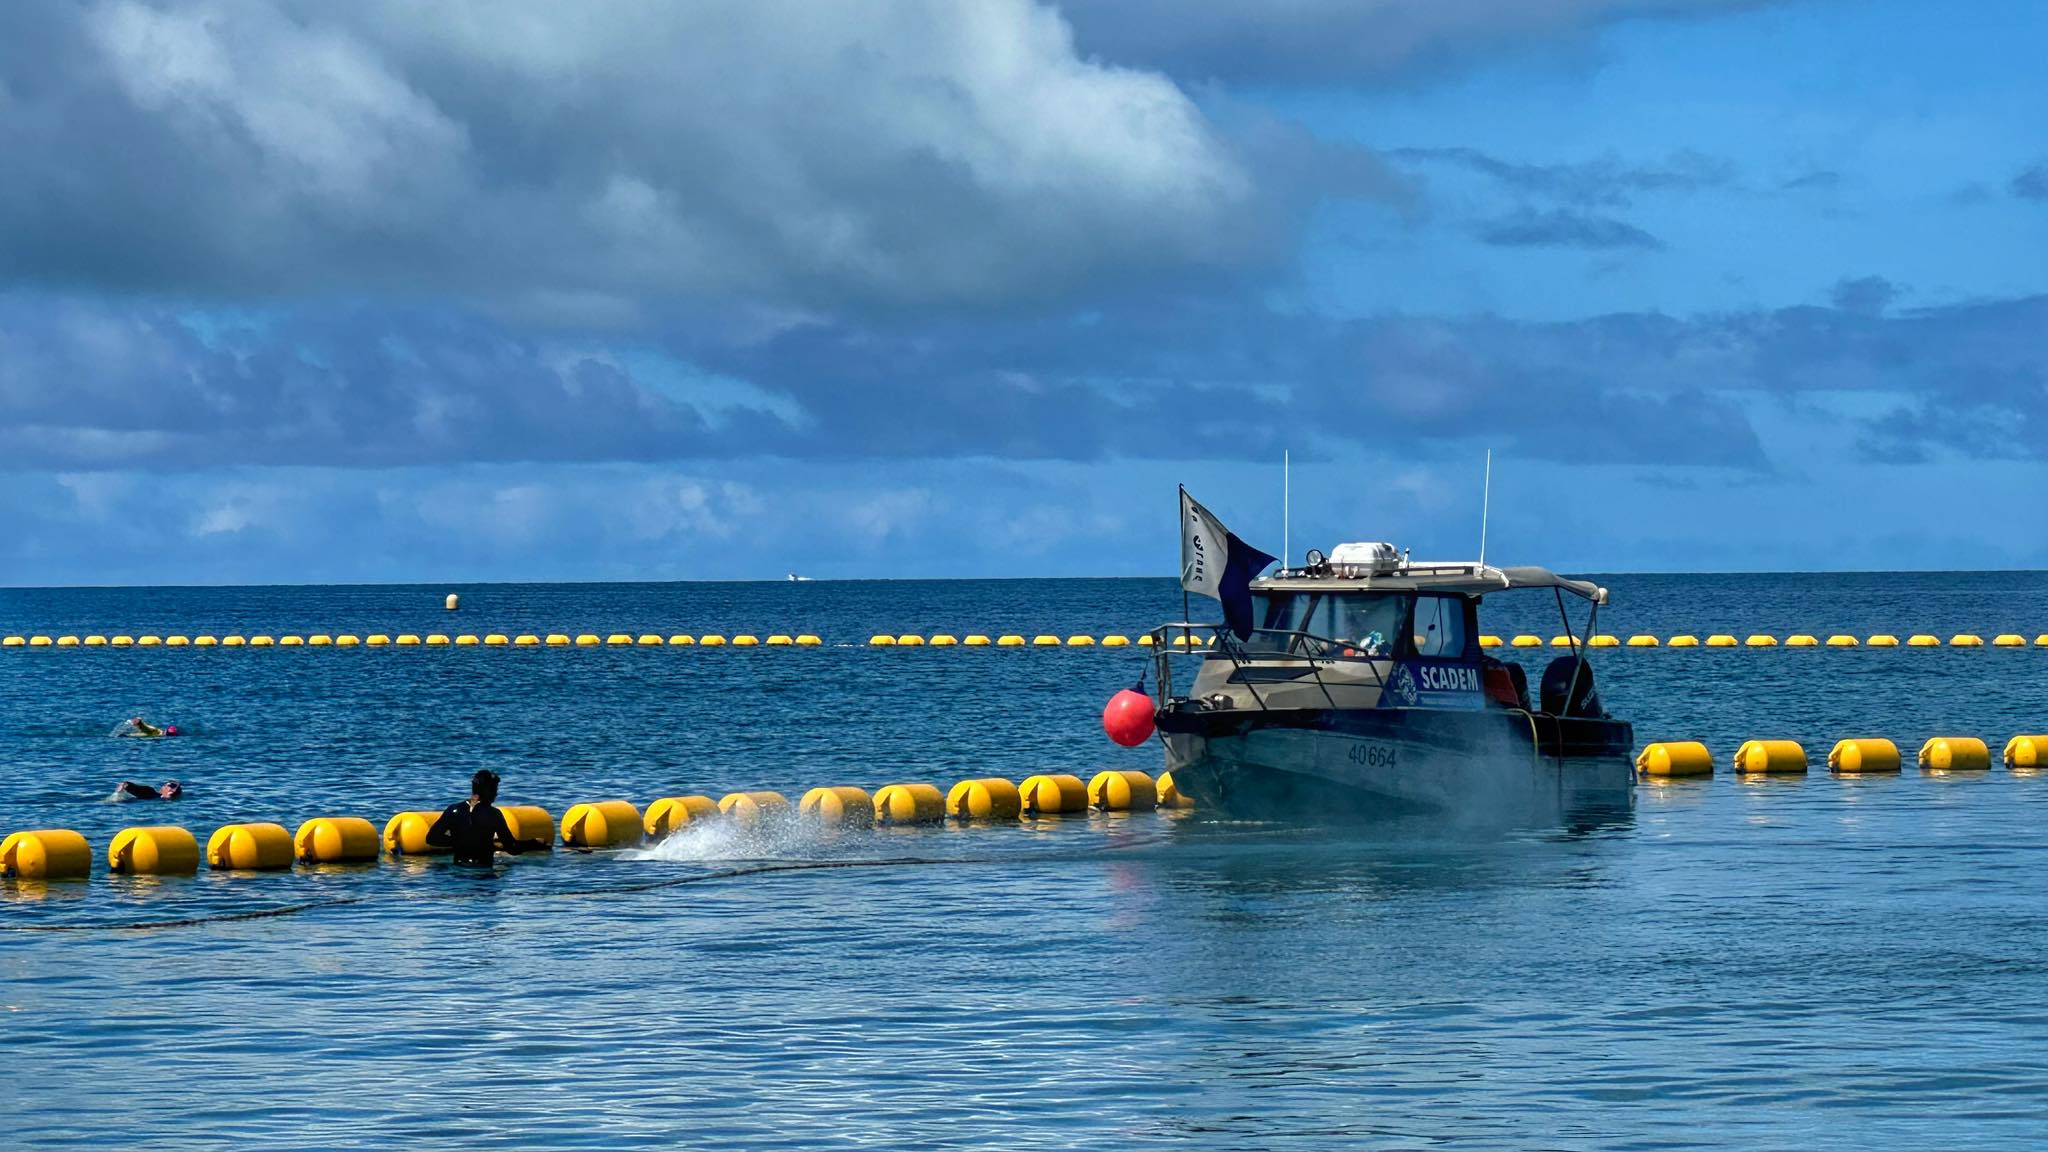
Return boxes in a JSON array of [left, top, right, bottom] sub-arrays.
[[1160, 706, 1634, 826]]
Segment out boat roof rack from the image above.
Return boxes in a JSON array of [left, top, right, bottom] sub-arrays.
[[1256, 561, 1606, 603]]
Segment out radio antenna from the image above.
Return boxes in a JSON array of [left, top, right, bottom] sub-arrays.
[[1478, 449, 1492, 568], [1283, 449, 1290, 570]]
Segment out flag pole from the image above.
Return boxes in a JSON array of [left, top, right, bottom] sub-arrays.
[[1178, 485, 1189, 626], [1479, 449, 1492, 568], [1283, 450, 1290, 573]]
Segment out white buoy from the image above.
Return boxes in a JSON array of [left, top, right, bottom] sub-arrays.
[[445, 593, 459, 611]]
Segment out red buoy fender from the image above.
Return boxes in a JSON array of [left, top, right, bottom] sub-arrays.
[[1102, 688, 1157, 747]]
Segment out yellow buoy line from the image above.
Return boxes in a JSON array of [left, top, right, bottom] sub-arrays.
[[1635, 734, 2048, 777], [0, 771, 1197, 880], [6, 632, 2048, 650]]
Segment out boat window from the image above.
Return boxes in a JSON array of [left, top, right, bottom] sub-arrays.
[[1246, 591, 1409, 658], [1413, 594, 1468, 658]]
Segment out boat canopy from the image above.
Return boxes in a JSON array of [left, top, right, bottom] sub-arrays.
[[1253, 561, 1607, 603]]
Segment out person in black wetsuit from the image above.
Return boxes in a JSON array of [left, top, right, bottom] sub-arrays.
[[114, 779, 182, 801], [426, 769, 549, 866]]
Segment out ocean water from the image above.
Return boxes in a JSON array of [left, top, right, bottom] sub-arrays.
[[4, 573, 2048, 1149]]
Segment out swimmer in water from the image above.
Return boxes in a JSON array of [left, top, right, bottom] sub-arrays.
[[426, 770, 549, 866], [128, 717, 165, 738], [113, 780, 183, 801]]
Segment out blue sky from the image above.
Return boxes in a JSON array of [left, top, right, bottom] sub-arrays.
[[3, 0, 2045, 584]]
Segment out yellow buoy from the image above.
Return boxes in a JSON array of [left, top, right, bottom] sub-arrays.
[[1634, 741, 1713, 778], [1066, 635, 1096, 647], [928, 634, 958, 646], [1549, 635, 1574, 648], [486, 634, 510, 646], [766, 634, 794, 646], [454, 634, 479, 646], [606, 633, 633, 646], [995, 634, 1025, 647], [1136, 635, 1156, 647], [1587, 635, 1620, 648], [1706, 635, 1738, 648], [796, 635, 823, 646], [667, 634, 695, 646], [895, 635, 924, 647], [292, 817, 379, 864], [1826, 635, 1858, 647], [363, 634, 387, 646], [561, 801, 645, 848], [634, 634, 662, 646], [718, 791, 790, 825], [644, 795, 720, 838], [731, 635, 761, 647], [1478, 635, 1503, 648], [2036, 634, 2048, 647], [513, 634, 539, 646], [874, 783, 946, 825], [112, 635, 136, 647], [223, 635, 247, 646], [57, 636, 80, 647], [1785, 634, 1818, 647], [395, 634, 420, 646], [1949, 634, 1983, 647], [1667, 635, 1700, 647], [1510, 634, 1542, 648], [868, 634, 896, 647], [1102, 635, 1130, 647], [546, 634, 570, 646], [1156, 771, 1196, 809], [206, 822, 295, 871], [1828, 738, 1902, 774], [0, 636, 22, 647], [575, 634, 601, 647], [496, 805, 554, 846], [1, 829, 93, 879], [29, 635, 53, 647], [963, 634, 993, 647], [425, 634, 450, 646], [1867, 634, 1899, 647], [195, 635, 219, 646], [1993, 634, 2026, 647], [1626, 635, 1659, 647], [383, 811, 443, 855], [799, 786, 875, 828], [1018, 773, 1089, 814], [1907, 634, 1940, 647], [1745, 635, 1778, 647], [276, 635, 302, 647], [2004, 735, 2048, 769], [1732, 739, 1807, 775], [1088, 769, 1158, 811], [84, 635, 107, 646], [1033, 635, 1062, 647], [699, 635, 727, 647], [107, 825, 200, 875], [946, 777, 1022, 820], [1918, 736, 1991, 773], [307, 634, 331, 646]]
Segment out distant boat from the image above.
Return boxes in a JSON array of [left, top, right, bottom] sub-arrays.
[[787, 573, 813, 582]]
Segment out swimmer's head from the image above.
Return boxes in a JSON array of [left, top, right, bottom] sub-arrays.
[[471, 769, 500, 804], [160, 780, 182, 800]]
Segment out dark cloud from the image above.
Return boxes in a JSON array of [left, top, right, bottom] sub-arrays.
[[33, 285, 2048, 475], [1829, 275, 1898, 316], [2014, 161, 2048, 200], [1392, 146, 1734, 206], [0, 1, 1279, 312], [1476, 209, 1664, 249], [1060, 0, 1778, 87], [1780, 170, 1842, 192]]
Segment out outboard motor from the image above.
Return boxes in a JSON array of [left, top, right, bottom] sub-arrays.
[[1540, 656, 1603, 718]]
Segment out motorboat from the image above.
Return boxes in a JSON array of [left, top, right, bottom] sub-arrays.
[[1148, 542, 1635, 824]]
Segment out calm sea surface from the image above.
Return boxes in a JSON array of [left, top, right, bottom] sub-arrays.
[[4, 573, 2048, 1149]]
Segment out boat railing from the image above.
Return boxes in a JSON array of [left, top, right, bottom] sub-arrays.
[[1146, 623, 1379, 713]]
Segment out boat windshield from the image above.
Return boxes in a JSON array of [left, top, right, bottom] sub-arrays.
[[1246, 591, 1411, 658]]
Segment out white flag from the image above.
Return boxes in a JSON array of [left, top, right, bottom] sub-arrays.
[[1179, 488, 1227, 601]]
